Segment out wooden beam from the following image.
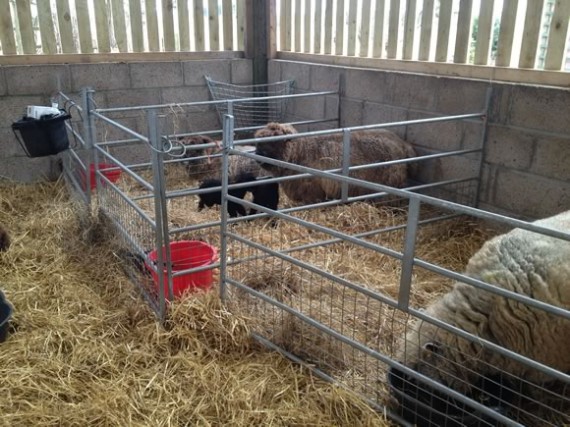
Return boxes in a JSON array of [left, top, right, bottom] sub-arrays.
[[178, 0, 190, 52], [453, 0, 472, 63], [236, 0, 245, 51], [37, 0, 57, 55], [222, 0, 234, 51], [335, 0, 345, 55], [208, 0, 220, 51], [418, 0, 434, 61], [359, 0, 372, 57], [372, 0, 385, 58], [323, 0, 333, 54], [314, 0, 322, 54], [56, 0, 76, 53], [495, 0, 518, 67], [346, 0, 357, 56], [277, 51, 570, 88], [194, 0, 206, 51], [0, 51, 243, 66], [518, 0, 543, 69], [16, 0, 35, 54], [111, 0, 128, 52], [403, 0, 416, 60], [94, 0, 111, 53], [245, 0, 274, 84], [145, 0, 160, 51], [75, 0, 94, 53], [544, 0, 570, 70], [303, 0, 311, 53], [473, 0, 494, 65], [162, 0, 176, 51], [387, 0, 400, 59], [435, 0, 452, 62], [0, 0, 17, 54]]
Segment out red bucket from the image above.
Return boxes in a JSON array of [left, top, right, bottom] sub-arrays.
[[81, 163, 122, 190], [147, 240, 217, 299]]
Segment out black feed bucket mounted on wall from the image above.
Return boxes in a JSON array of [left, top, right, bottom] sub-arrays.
[[11, 110, 71, 158]]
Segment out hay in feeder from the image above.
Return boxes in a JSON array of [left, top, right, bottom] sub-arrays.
[[0, 179, 390, 426]]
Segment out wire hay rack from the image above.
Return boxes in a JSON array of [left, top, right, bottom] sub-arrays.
[[205, 76, 295, 129]]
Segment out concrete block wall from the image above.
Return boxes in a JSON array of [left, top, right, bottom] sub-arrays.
[[270, 59, 570, 220], [0, 59, 253, 182]]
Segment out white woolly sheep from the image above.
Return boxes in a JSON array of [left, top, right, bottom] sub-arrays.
[[254, 122, 417, 204], [390, 209, 570, 424]]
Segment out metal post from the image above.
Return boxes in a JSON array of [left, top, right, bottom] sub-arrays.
[[219, 114, 235, 302], [81, 87, 95, 208], [148, 109, 173, 319], [341, 129, 351, 202], [398, 196, 421, 311], [474, 86, 493, 208]]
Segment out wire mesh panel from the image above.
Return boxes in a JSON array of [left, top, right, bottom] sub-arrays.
[[205, 76, 295, 128], [220, 118, 570, 427]]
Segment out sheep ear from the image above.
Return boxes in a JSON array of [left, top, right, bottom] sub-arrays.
[[422, 341, 443, 355]]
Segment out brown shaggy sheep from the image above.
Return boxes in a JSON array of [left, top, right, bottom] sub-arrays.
[[254, 123, 417, 204]]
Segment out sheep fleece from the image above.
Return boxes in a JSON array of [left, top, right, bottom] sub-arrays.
[[397, 209, 570, 392], [255, 124, 416, 203]]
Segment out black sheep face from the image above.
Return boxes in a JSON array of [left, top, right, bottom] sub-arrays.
[[254, 123, 296, 173]]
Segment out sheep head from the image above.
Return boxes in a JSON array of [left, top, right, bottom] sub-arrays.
[[254, 122, 297, 173], [179, 135, 220, 178]]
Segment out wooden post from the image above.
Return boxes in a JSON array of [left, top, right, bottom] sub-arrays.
[[245, 0, 276, 85]]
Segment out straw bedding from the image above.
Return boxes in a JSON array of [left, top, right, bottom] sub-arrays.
[[0, 180, 391, 426]]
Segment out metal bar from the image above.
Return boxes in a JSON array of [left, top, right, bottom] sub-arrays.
[[95, 90, 338, 113], [219, 114, 234, 302], [226, 277, 525, 426], [340, 129, 351, 202], [251, 332, 415, 427], [398, 197, 420, 310], [81, 87, 95, 208], [241, 151, 570, 243], [93, 146, 154, 191], [91, 111, 150, 143], [148, 110, 168, 318], [475, 87, 492, 207]]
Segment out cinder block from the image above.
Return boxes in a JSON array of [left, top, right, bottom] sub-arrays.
[[310, 65, 342, 92], [0, 127, 26, 158], [0, 68, 6, 96], [130, 62, 183, 89], [488, 84, 512, 124], [435, 77, 489, 114], [325, 95, 340, 124], [161, 86, 211, 104], [508, 85, 570, 134], [71, 63, 130, 92], [484, 125, 534, 170], [286, 96, 325, 121], [268, 60, 282, 82], [461, 121, 485, 150], [389, 73, 438, 111], [281, 61, 311, 90], [343, 69, 390, 103], [0, 95, 45, 125], [183, 60, 231, 86], [531, 134, 570, 181], [405, 111, 463, 151], [0, 155, 59, 182], [230, 59, 253, 84], [105, 88, 161, 109], [494, 168, 570, 219], [4, 65, 71, 96], [478, 163, 498, 206], [362, 102, 408, 138], [339, 99, 363, 127], [94, 116, 140, 144]]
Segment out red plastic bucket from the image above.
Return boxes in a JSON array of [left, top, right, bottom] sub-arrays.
[[147, 240, 217, 299], [81, 163, 122, 190]]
